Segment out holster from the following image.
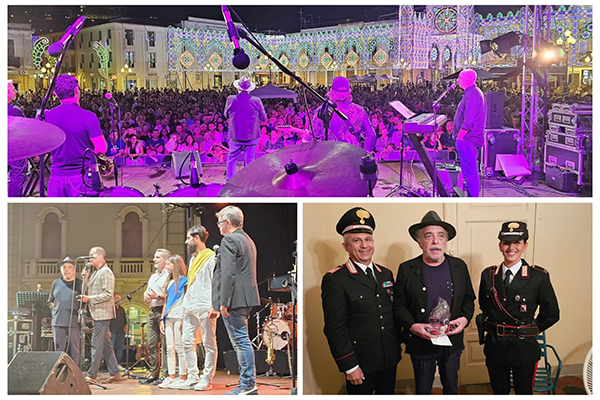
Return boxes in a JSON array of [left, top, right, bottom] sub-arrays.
[[475, 313, 486, 345]]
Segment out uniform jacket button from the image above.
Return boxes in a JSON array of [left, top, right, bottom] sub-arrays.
[[381, 326, 385, 330], [380, 315, 383, 319], [423, 287, 426, 291], [378, 305, 382, 308], [376, 294, 380, 297], [421, 308, 425, 313]]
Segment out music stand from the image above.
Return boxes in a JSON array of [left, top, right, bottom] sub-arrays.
[[16, 291, 49, 352], [386, 101, 420, 197]]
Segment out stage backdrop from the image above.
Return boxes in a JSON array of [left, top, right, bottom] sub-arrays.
[[303, 203, 592, 394]]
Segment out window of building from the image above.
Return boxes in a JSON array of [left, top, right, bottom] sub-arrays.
[[41, 213, 61, 259], [108, 29, 111, 39], [99, 30, 102, 41], [148, 52, 156, 69], [148, 31, 155, 47], [125, 51, 135, 68], [122, 212, 142, 258], [125, 29, 134, 46]]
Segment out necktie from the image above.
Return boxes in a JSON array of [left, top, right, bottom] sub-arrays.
[[504, 270, 513, 290], [367, 267, 377, 286]]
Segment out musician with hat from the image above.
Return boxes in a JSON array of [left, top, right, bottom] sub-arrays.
[[224, 75, 267, 182], [48, 257, 83, 363], [394, 210, 475, 394], [478, 221, 559, 394], [321, 207, 401, 394]]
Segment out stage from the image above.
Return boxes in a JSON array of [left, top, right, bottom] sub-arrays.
[[96, 162, 583, 198], [87, 370, 293, 395]]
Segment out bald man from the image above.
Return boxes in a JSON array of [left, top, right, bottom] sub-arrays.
[[454, 69, 486, 197]]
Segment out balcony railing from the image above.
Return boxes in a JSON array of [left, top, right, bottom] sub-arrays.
[[23, 258, 154, 280]]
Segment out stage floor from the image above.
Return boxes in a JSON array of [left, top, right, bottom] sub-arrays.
[[88, 369, 294, 395], [104, 162, 583, 198]]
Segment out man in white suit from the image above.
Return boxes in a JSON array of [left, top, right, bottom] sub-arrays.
[[81, 247, 122, 384]]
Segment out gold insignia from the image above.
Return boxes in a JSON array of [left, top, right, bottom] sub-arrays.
[[508, 222, 520, 232], [356, 209, 370, 224]]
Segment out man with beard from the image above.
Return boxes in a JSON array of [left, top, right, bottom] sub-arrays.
[[394, 211, 475, 394], [80, 247, 122, 384], [171, 226, 218, 391], [140, 249, 171, 385], [321, 207, 401, 394]]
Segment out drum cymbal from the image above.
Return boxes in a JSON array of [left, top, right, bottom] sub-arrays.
[[219, 141, 370, 197], [8, 116, 66, 161]]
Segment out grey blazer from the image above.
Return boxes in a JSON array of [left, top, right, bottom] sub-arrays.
[[86, 264, 116, 321], [212, 228, 260, 310]]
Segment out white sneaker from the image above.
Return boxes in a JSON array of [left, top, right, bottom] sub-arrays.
[[168, 377, 186, 389], [194, 380, 213, 391], [175, 376, 199, 390], [158, 377, 175, 389]]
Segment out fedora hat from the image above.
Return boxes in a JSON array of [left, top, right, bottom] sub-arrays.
[[408, 210, 456, 241], [233, 75, 256, 92]]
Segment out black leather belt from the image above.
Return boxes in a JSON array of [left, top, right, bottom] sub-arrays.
[[485, 321, 539, 337]]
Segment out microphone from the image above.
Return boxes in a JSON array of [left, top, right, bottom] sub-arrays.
[[79, 254, 98, 260], [90, 153, 104, 192], [105, 92, 119, 108], [433, 83, 456, 106], [221, 6, 250, 69], [48, 15, 86, 57], [190, 151, 200, 188], [213, 244, 220, 254]]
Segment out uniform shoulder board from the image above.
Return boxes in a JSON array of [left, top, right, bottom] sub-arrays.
[[326, 266, 343, 275], [483, 265, 497, 273], [374, 263, 389, 272], [530, 265, 548, 274]]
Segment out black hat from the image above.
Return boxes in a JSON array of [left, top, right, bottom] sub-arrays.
[[56, 256, 75, 268], [498, 221, 529, 242], [408, 210, 456, 241], [336, 207, 375, 235]]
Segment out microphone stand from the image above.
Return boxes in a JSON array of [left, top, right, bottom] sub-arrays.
[[36, 41, 72, 197], [78, 261, 107, 389], [233, 16, 347, 137], [108, 100, 119, 187], [119, 282, 147, 379], [430, 85, 452, 197]]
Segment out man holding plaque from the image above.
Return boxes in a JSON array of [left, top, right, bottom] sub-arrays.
[[394, 210, 475, 394]]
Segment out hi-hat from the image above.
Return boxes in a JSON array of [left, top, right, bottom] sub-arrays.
[[8, 116, 66, 161], [220, 141, 370, 197]]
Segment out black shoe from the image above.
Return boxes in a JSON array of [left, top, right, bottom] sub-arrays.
[[139, 376, 159, 384], [153, 377, 165, 386]]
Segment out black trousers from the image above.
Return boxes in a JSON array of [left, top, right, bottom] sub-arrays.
[[486, 361, 537, 394], [346, 365, 397, 395], [410, 348, 463, 394]]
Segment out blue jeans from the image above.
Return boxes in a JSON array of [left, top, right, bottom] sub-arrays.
[[111, 332, 125, 364], [226, 140, 258, 181], [47, 173, 88, 197], [456, 139, 480, 197], [223, 307, 255, 388]]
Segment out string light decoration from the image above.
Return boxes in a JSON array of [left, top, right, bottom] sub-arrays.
[[93, 41, 109, 79], [32, 37, 57, 71]]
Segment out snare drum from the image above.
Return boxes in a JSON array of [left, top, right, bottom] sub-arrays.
[[262, 318, 292, 351], [165, 184, 223, 197], [99, 186, 145, 197]]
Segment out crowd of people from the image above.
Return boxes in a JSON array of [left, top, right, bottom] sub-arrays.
[[11, 78, 592, 166]]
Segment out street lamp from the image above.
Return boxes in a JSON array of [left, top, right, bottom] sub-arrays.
[[120, 63, 133, 90], [556, 30, 577, 92]]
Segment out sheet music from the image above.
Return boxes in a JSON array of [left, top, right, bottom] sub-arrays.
[[388, 100, 416, 119]]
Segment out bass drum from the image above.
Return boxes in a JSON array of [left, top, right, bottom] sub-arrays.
[[165, 184, 223, 197], [99, 186, 145, 197], [262, 318, 291, 351]]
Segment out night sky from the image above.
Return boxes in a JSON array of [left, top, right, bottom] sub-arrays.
[[8, 5, 525, 34]]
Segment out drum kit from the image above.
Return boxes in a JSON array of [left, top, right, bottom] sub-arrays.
[[257, 299, 297, 352]]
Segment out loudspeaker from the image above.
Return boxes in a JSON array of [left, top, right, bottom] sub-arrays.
[[545, 165, 577, 192], [486, 92, 505, 129], [8, 351, 91, 395], [171, 150, 202, 179]]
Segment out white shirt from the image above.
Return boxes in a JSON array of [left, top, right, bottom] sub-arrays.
[[145, 268, 169, 308], [502, 260, 523, 286], [181, 254, 216, 317], [165, 280, 185, 319]]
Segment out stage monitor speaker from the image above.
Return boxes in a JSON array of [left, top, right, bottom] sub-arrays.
[[486, 92, 505, 129], [171, 150, 203, 179], [8, 351, 91, 395]]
